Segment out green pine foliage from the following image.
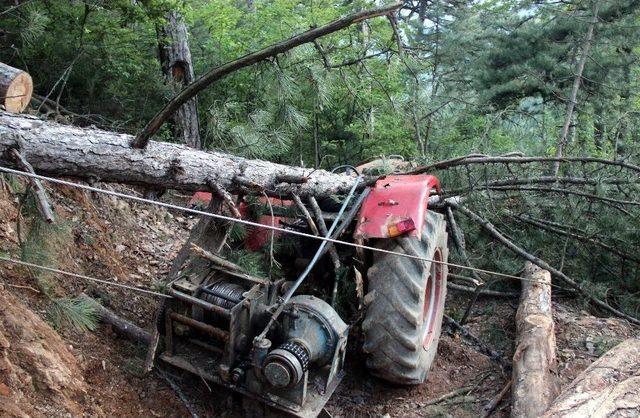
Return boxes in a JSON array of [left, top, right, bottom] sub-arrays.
[[1, 0, 639, 317], [47, 297, 98, 332]]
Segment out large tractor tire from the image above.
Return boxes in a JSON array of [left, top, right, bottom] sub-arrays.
[[362, 210, 448, 384]]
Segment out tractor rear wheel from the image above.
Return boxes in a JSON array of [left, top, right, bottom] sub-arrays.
[[362, 210, 448, 384]]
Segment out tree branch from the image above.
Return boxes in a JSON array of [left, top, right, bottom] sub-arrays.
[[450, 202, 640, 325], [133, 2, 403, 148]]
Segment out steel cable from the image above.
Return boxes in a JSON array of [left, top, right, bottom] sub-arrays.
[[0, 256, 171, 298], [0, 165, 549, 285]]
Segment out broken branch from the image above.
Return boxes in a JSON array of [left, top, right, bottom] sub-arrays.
[[133, 2, 403, 147], [79, 293, 151, 344], [450, 202, 640, 325], [9, 148, 55, 223]]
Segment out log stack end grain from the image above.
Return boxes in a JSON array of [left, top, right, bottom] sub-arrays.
[[0, 63, 33, 114]]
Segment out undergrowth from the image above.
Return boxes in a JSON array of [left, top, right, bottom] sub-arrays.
[[17, 186, 97, 332]]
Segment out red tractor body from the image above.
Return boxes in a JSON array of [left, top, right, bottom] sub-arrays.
[[355, 174, 440, 240]]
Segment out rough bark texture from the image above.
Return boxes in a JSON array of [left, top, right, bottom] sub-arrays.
[[511, 262, 559, 418], [0, 112, 356, 197], [0, 62, 32, 113], [157, 11, 201, 149], [543, 338, 640, 418]]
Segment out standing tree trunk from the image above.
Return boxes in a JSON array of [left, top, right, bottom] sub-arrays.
[[157, 10, 201, 149], [511, 262, 559, 417], [552, 2, 598, 176], [0, 62, 33, 114]]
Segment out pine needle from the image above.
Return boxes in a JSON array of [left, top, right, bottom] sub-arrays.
[[48, 297, 98, 332]]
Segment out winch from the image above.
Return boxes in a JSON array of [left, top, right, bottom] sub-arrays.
[[157, 168, 450, 416], [161, 276, 347, 417]]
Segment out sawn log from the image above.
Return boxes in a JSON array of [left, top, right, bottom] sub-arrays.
[[511, 262, 559, 417], [543, 338, 640, 417], [0, 63, 33, 113]]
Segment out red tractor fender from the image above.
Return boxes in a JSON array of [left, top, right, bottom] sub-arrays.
[[354, 174, 441, 240]]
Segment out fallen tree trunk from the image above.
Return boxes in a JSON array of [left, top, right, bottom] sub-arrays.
[[511, 262, 559, 418], [0, 112, 358, 198], [79, 293, 151, 344], [543, 338, 640, 417], [0, 63, 33, 113]]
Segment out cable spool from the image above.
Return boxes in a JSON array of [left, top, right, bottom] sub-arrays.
[[201, 281, 245, 309]]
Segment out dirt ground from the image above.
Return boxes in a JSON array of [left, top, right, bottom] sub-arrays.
[[0, 177, 638, 417]]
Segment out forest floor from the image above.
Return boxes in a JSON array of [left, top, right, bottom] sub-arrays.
[[0, 178, 638, 417]]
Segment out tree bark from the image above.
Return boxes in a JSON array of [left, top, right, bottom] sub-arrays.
[[543, 338, 640, 418], [132, 2, 403, 147], [156, 11, 201, 149], [0, 111, 357, 198], [0, 62, 33, 113], [511, 262, 559, 418]]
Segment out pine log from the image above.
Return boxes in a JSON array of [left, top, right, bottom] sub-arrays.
[[543, 338, 640, 418], [511, 262, 559, 418], [0, 111, 358, 198], [0, 63, 33, 113]]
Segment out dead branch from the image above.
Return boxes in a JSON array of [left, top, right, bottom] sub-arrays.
[[552, 2, 598, 176], [483, 380, 512, 418], [133, 2, 403, 147], [511, 262, 559, 418], [443, 314, 510, 371], [79, 293, 151, 343], [513, 214, 640, 263], [308, 196, 342, 305], [9, 149, 55, 223], [292, 194, 319, 235], [411, 155, 640, 175], [449, 273, 482, 287], [446, 206, 485, 325], [486, 185, 640, 207], [421, 386, 474, 407], [156, 367, 199, 418], [208, 180, 241, 218], [449, 176, 640, 195], [190, 243, 267, 284], [447, 282, 518, 298], [450, 203, 640, 326]]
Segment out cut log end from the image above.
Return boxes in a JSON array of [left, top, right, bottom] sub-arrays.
[[0, 63, 33, 114]]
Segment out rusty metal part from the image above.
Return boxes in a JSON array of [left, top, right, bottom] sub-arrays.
[[169, 289, 231, 319], [264, 342, 310, 388], [169, 312, 230, 342]]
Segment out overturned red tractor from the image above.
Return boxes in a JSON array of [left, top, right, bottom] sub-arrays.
[[158, 170, 448, 416]]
